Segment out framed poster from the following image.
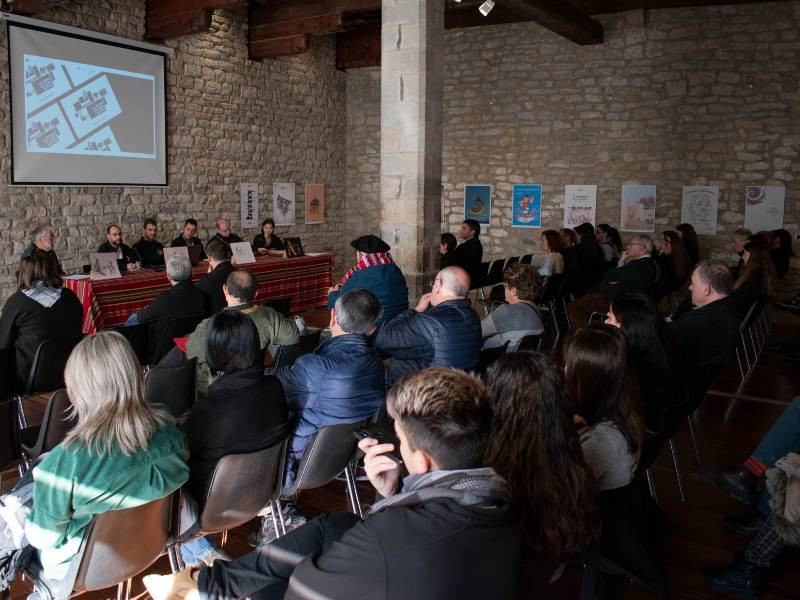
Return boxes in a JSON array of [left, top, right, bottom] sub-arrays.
[[744, 186, 785, 232], [305, 183, 325, 224], [512, 184, 542, 228], [620, 185, 656, 232], [564, 184, 597, 228], [240, 183, 259, 229], [272, 182, 295, 226], [230, 241, 256, 265], [463, 184, 492, 225], [681, 186, 719, 236]]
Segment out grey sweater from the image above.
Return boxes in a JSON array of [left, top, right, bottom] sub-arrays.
[[580, 420, 636, 492]]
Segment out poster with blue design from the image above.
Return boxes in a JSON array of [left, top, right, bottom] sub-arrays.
[[512, 184, 542, 228], [464, 184, 492, 225]]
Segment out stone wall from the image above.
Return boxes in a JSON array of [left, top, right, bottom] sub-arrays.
[[0, 1, 348, 302], [345, 2, 800, 273]]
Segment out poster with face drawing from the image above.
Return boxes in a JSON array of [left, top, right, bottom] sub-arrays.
[[744, 186, 785, 232], [272, 182, 296, 226], [681, 186, 719, 236]]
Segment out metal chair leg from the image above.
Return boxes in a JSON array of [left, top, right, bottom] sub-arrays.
[[645, 469, 658, 504], [344, 462, 363, 518], [668, 438, 686, 503], [167, 545, 178, 574], [221, 530, 228, 547], [15, 395, 27, 429], [686, 414, 701, 465]]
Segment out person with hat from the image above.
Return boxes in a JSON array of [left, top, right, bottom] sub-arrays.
[[327, 235, 409, 326]]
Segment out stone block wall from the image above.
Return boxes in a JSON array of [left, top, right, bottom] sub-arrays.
[[0, 1, 348, 303]]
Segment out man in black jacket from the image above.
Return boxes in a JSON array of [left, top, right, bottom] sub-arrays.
[[453, 219, 484, 286], [196, 240, 234, 315], [171, 218, 207, 260], [97, 224, 140, 272], [210, 218, 243, 245], [21, 225, 64, 276], [144, 368, 520, 600], [133, 218, 165, 268]]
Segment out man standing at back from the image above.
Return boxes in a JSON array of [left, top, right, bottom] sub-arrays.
[[453, 219, 484, 287], [196, 240, 235, 315], [133, 218, 165, 268], [377, 266, 481, 387]]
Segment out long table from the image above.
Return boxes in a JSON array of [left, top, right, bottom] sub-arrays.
[[64, 254, 334, 334]]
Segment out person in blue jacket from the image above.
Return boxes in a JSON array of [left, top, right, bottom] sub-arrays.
[[327, 235, 408, 325]]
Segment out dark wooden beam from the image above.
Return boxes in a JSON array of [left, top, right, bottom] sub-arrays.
[[250, 34, 309, 60], [250, 12, 345, 41], [6, 0, 68, 14], [445, 4, 530, 29], [336, 21, 380, 70], [251, 0, 380, 24], [495, 0, 603, 45], [148, 0, 246, 14], [573, 0, 791, 13], [145, 0, 246, 41]]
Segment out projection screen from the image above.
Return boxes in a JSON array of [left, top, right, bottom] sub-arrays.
[[6, 16, 169, 185]]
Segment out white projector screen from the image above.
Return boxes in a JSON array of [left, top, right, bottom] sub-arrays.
[[7, 20, 168, 186]]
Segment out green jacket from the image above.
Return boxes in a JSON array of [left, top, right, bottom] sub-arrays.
[[186, 304, 300, 394]]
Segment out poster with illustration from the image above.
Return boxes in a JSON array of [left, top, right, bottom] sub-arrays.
[[463, 184, 492, 225], [620, 185, 656, 232], [272, 182, 296, 226], [305, 183, 325, 224], [744, 186, 785, 232], [681, 186, 718, 236], [90, 252, 121, 280], [564, 185, 597, 228], [511, 184, 542, 228]]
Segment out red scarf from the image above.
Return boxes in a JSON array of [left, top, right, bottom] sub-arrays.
[[340, 252, 394, 285]]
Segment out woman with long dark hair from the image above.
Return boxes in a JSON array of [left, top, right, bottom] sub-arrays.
[[573, 222, 604, 297], [596, 224, 622, 264], [732, 240, 779, 313], [770, 229, 792, 279], [563, 326, 645, 492], [677, 223, 700, 266], [656, 230, 692, 298], [485, 352, 600, 556], [537, 229, 564, 277]]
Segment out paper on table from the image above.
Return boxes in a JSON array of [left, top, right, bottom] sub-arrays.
[[64, 274, 90, 280]]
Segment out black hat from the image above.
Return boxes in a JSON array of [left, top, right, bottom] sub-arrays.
[[351, 235, 390, 254]]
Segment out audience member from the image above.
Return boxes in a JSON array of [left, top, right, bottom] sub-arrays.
[[731, 240, 779, 314], [559, 227, 581, 280], [564, 326, 645, 492], [485, 352, 600, 556], [676, 223, 700, 266], [132, 218, 165, 268], [376, 266, 481, 387], [567, 234, 658, 328], [186, 269, 299, 395], [23, 332, 188, 599], [453, 219, 484, 287], [196, 240, 235, 315], [440, 232, 458, 269], [573, 223, 604, 296], [481, 263, 544, 351], [655, 230, 691, 299], [145, 368, 521, 600], [251, 218, 285, 256], [731, 227, 752, 275], [327, 235, 408, 326], [0, 254, 82, 390], [97, 224, 140, 272], [536, 229, 564, 277], [210, 218, 242, 246], [596, 224, 622, 265], [171, 218, 206, 259], [771, 228, 792, 279], [21, 225, 63, 276]]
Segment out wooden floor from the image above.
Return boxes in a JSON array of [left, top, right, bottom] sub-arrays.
[[5, 311, 800, 599]]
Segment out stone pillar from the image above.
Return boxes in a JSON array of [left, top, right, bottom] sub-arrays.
[[380, 0, 444, 300]]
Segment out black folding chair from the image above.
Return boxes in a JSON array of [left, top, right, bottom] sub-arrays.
[[151, 315, 205, 364], [144, 358, 197, 418], [20, 388, 76, 472], [0, 347, 15, 401], [114, 322, 150, 366], [476, 341, 509, 376], [514, 333, 544, 353], [469, 261, 490, 291]]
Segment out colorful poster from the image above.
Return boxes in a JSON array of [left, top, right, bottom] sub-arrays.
[[511, 184, 542, 228], [89, 252, 121, 280], [744, 186, 785, 232], [464, 184, 492, 225], [305, 183, 325, 224], [272, 182, 295, 226], [240, 183, 259, 229], [681, 186, 719, 236], [564, 185, 597, 228], [620, 185, 656, 232]]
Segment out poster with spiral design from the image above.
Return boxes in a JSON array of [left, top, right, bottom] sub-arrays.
[[744, 186, 784, 232]]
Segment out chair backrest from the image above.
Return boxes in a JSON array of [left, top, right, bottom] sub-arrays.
[[298, 330, 322, 355], [153, 314, 205, 364], [284, 421, 365, 496], [0, 347, 15, 400], [537, 273, 566, 304], [114, 322, 150, 365], [470, 261, 490, 290], [0, 399, 20, 470], [272, 343, 302, 369], [199, 439, 287, 534], [27, 388, 77, 458], [519, 254, 533, 265], [514, 333, 543, 353], [72, 493, 175, 592], [24, 335, 84, 395], [739, 299, 761, 333], [485, 259, 506, 286], [144, 358, 197, 418], [263, 296, 292, 317], [477, 341, 510, 374], [505, 256, 519, 268]]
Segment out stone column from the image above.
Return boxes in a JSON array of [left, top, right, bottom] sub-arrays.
[[380, 0, 444, 300]]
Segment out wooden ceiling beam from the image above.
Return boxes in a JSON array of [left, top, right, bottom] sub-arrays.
[[250, 0, 380, 24], [6, 0, 69, 14], [573, 0, 790, 13], [145, 0, 247, 41], [250, 12, 345, 41], [250, 33, 310, 60], [495, 0, 603, 45]]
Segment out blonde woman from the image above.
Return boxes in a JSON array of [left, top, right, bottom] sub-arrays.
[[23, 331, 189, 599]]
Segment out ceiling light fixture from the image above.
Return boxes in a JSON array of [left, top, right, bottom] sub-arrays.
[[479, 0, 495, 16]]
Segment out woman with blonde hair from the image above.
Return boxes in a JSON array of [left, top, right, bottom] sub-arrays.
[[23, 331, 188, 599]]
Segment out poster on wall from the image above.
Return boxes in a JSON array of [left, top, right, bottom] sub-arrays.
[[272, 182, 295, 226], [620, 185, 656, 232], [744, 186, 785, 232], [563, 185, 597, 228], [305, 183, 325, 224], [240, 183, 259, 229], [681, 186, 718, 236], [511, 184, 542, 228], [463, 184, 492, 225]]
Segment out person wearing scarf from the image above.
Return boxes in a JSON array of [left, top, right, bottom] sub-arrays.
[[327, 235, 408, 326]]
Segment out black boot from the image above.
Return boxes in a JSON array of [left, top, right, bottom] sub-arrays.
[[697, 465, 758, 506], [700, 555, 765, 599], [724, 512, 767, 537]]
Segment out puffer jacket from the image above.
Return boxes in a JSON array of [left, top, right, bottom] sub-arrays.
[[271, 334, 385, 487], [376, 299, 482, 388], [327, 263, 409, 325]]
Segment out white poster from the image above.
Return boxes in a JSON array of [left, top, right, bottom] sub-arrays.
[[230, 241, 256, 265], [681, 186, 719, 236], [89, 252, 121, 280], [745, 186, 785, 232], [272, 182, 295, 226], [240, 183, 259, 229], [564, 185, 597, 228]]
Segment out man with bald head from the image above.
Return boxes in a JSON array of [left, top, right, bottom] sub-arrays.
[[211, 218, 243, 245], [376, 265, 482, 387]]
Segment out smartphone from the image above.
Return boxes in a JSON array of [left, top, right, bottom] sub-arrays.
[[354, 427, 403, 464]]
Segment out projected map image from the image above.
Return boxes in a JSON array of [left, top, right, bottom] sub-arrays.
[[26, 103, 75, 149]]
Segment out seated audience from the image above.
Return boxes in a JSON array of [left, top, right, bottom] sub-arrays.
[[731, 227, 752, 275], [771, 228, 792, 279], [171, 218, 206, 259], [485, 352, 600, 556], [559, 227, 581, 284], [180, 311, 289, 567], [251, 218, 285, 256], [196, 240, 235, 315], [376, 266, 481, 387], [481, 263, 544, 351], [21, 225, 64, 276], [23, 332, 188, 599], [596, 224, 623, 266], [453, 219, 484, 287], [676, 222, 700, 266], [567, 235, 658, 328], [655, 230, 691, 299], [145, 368, 520, 600], [536, 229, 564, 277], [564, 326, 645, 492], [0, 254, 82, 390], [574, 222, 604, 293], [731, 240, 779, 315], [132, 218, 165, 268], [186, 269, 299, 395], [327, 235, 408, 326], [439, 232, 458, 269], [210, 218, 242, 246], [97, 224, 140, 272]]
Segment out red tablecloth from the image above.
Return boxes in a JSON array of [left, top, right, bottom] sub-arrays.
[[64, 254, 334, 334]]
